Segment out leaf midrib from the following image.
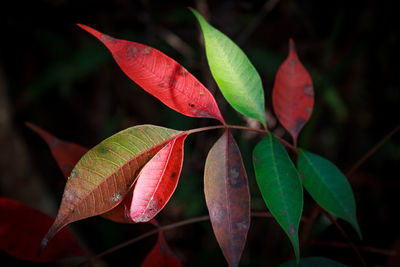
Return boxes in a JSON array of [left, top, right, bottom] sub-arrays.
[[223, 132, 234, 260], [141, 137, 176, 216], [268, 135, 294, 231], [119, 43, 218, 119]]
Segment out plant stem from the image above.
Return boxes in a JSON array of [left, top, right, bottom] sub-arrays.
[[185, 124, 225, 135], [77, 211, 291, 266], [307, 240, 397, 256], [299, 205, 321, 249], [235, 0, 281, 45], [346, 123, 400, 177], [323, 211, 366, 267], [186, 124, 297, 154], [78, 216, 210, 266]]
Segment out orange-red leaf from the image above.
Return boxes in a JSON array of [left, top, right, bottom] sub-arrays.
[[0, 198, 86, 262], [272, 39, 314, 146], [204, 130, 250, 267], [40, 125, 182, 251], [26, 122, 136, 224], [141, 233, 182, 267], [77, 24, 225, 124], [131, 134, 187, 222]]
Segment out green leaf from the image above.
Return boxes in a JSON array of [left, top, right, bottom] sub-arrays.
[[191, 9, 266, 127], [279, 257, 349, 267], [252, 133, 303, 261], [297, 149, 361, 238]]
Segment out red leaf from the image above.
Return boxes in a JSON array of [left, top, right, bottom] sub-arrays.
[[141, 232, 182, 267], [101, 191, 135, 223], [25, 122, 87, 178], [26, 122, 136, 224], [130, 134, 187, 222], [77, 24, 225, 124], [0, 198, 86, 262], [272, 39, 314, 146], [204, 130, 250, 267]]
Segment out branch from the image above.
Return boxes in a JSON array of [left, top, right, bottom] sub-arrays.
[[323, 211, 366, 267], [235, 0, 281, 46], [346, 123, 400, 177], [77, 211, 303, 266], [307, 240, 397, 257]]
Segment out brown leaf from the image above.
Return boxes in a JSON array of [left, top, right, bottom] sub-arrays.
[[204, 130, 250, 267]]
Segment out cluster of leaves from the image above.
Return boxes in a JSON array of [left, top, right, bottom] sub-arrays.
[[0, 9, 360, 266]]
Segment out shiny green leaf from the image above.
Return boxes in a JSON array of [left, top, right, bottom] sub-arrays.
[[297, 149, 361, 238], [191, 9, 266, 127], [252, 133, 303, 261]]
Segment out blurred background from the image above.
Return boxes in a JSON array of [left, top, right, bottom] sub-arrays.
[[1, 0, 399, 266]]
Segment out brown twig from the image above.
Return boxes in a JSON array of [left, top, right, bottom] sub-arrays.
[[235, 0, 281, 46], [252, 211, 309, 223], [307, 240, 397, 257], [299, 205, 321, 248], [226, 124, 298, 155], [77, 211, 305, 266], [186, 124, 298, 154], [323, 211, 366, 267], [75, 216, 210, 266], [346, 123, 400, 177]]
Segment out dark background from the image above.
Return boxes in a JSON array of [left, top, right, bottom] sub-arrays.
[[1, 0, 399, 266]]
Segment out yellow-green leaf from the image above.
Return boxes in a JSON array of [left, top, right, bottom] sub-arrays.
[[191, 9, 266, 127], [40, 125, 182, 251]]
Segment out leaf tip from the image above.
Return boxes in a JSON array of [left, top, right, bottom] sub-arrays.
[[24, 121, 33, 129], [38, 236, 49, 256], [39, 219, 66, 254], [76, 23, 89, 32], [77, 24, 103, 40], [352, 219, 363, 240], [24, 121, 40, 133], [190, 8, 205, 24], [288, 38, 297, 58]]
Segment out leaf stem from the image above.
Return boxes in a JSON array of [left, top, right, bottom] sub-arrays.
[[185, 125, 225, 135], [186, 124, 297, 154]]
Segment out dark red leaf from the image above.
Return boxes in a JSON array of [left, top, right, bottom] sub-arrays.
[[204, 130, 250, 267], [272, 39, 314, 146], [130, 134, 187, 222], [0, 198, 86, 262], [77, 24, 225, 124], [25, 122, 87, 178], [141, 232, 182, 267]]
